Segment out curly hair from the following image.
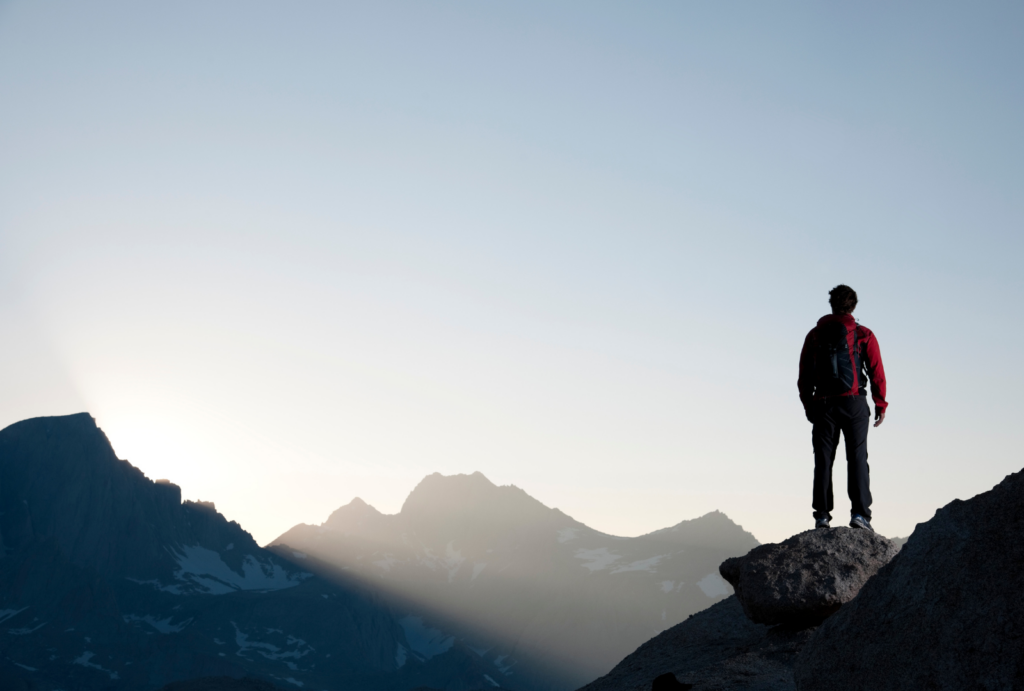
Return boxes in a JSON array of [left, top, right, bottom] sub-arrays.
[[829, 285, 858, 314]]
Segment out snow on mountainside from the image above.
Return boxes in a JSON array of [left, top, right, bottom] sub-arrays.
[[270, 471, 759, 691]]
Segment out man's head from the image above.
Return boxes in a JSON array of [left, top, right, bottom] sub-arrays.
[[829, 284, 858, 315]]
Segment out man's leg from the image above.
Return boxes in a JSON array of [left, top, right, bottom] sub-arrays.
[[841, 396, 873, 519], [811, 404, 841, 520]]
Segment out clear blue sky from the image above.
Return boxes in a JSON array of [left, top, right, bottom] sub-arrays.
[[1, 1, 1021, 545]]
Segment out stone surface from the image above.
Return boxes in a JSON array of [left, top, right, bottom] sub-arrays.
[[794, 468, 1024, 691], [719, 527, 899, 625], [577, 596, 816, 691]]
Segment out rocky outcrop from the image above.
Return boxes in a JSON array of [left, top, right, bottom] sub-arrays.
[[794, 469, 1024, 691], [719, 527, 899, 625], [577, 596, 815, 691]]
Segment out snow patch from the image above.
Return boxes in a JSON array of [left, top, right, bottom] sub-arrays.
[[611, 555, 666, 574], [493, 654, 516, 676], [574, 547, 621, 572], [467, 643, 490, 656], [8, 621, 46, 635], [556, 527, 580, 543], [444, 542, 465, 582], [73, 651, 119, 680], [472, 562, 487, 580], [484, 674, 500, 687], [14, 663, 36, 671], [232, 622, 315, 670], [395, 643, 408, 668], [283, 678, 303, 687], [0, 608, 27, 625], [660, 580, 675, 593], [399, 615, 454, 660], [291, 551, 307, 560], [373, 554, 399, 572], [697, 572, 732, 598], [163, 546, 310, 595]]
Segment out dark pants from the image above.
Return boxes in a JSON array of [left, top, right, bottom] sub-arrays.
[[811, 395, 872, 520]]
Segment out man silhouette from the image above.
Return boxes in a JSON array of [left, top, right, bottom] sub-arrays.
[[798, 285, 887, 532]]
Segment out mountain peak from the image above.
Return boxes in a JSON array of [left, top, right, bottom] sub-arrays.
[[400, 471, 502, 514], [638, 510, 759, 550], [323, 495, 384, 531]]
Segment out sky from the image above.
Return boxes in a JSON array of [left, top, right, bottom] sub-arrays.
[[1, 1, 1022, 546]]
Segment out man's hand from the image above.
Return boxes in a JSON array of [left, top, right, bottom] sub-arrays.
[[874, 409, 886, 427]]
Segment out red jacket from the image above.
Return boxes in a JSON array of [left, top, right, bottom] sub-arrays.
[[798, 313, 887, 416]]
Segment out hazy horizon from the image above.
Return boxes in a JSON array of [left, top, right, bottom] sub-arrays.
[[2, 1, 1022, 546]]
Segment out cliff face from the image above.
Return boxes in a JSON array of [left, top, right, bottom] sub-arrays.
[[0, 414, 493, 691], [271, 472, 759, 691], [794, 467, 1024, 691], [0, 413, 262, 582]]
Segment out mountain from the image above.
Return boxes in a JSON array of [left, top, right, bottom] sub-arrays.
[[0, 414, 496, 691], [269, 471, 759, 691]]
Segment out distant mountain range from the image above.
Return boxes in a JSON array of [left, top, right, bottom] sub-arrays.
[[269, 472, 758, 690], [0, 413, 758, 691]]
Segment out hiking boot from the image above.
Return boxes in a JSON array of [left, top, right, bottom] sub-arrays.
[[850, 514, 874, 532], [814, 516, 830, 529]]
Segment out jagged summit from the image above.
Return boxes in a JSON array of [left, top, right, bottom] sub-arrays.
[[323, 496, 386, 533], [403, 470, 509, 510]]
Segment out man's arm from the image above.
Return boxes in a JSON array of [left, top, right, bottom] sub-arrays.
[[863, 331, 887, 426], [797, 331, 816, 422]]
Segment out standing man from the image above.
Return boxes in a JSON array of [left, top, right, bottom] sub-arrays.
[[798, 285, 887, 532]]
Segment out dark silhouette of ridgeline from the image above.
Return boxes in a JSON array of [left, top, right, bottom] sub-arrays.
[[0, 414, 497, 691]]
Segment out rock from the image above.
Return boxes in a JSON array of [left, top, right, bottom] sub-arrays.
[[651, 672, 693, 690], [794, 468, 1024, 691], [577, 596, 816, 691], [719, 527, 899, 625]]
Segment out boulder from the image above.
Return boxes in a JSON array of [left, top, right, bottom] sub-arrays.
[[719, 527, 899, 625], [794, 468, 1024, 691]]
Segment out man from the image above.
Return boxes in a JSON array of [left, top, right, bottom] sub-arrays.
[[798, 285, 887, 532]]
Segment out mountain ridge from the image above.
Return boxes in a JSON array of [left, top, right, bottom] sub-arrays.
[[270, 472, 758, 691], [0, 413, 760, 691]]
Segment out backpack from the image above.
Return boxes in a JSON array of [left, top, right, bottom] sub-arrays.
[[813, 321, 861, 397]]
